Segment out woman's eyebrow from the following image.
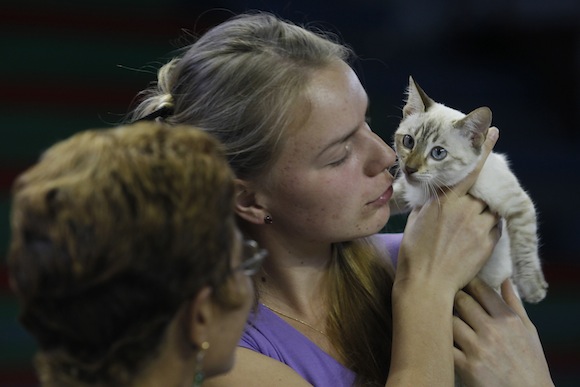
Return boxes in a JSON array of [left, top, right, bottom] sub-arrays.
[[317, 93, 369, 157]]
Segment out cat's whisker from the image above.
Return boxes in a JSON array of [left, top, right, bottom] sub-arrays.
[[428, 177, 447, 207], [428, 182, 443, 210], [444, 184, 460, 200], [389, 161, 401, 178]]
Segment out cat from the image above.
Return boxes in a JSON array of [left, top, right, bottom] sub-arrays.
[[390, 76, 548, 304]]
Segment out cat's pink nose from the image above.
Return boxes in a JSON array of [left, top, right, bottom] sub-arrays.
[[405, 166, 418, 175]]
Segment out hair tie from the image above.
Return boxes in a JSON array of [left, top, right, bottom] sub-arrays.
[[158, 93, 173, 106], [137, 105, 174, 122]]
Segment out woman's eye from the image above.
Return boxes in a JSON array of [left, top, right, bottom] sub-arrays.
[[402, 134, 414, 149], [329, 144, 351, 167], [430, 146, 447, 160], [330, 156, 347, 166]]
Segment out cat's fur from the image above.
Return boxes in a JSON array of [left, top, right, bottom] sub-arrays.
[[391, 76, 548, 304]]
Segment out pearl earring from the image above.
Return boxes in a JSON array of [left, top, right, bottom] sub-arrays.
[[193, 341, 210, 387]]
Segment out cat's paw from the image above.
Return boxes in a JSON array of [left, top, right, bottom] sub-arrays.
[[515, 271, 548, 303], [389, 179, 410, 215]]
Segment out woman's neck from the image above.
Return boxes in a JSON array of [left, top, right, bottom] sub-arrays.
[[250, 230, 347, 364], [254, 233, 333, 319], [132, 355, 192, 387], [131, 316, 195, 387]]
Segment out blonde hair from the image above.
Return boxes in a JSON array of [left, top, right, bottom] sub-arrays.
[[8, 121, 237, 386], [130, 12, 392, 385], [130, 12, 351, 179]]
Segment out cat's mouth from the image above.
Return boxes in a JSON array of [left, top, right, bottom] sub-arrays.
[[403, 173, 421, 184]]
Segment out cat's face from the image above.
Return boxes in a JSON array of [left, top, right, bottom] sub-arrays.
[[394, 76, 492, 190], [394, 109, 480, 189]]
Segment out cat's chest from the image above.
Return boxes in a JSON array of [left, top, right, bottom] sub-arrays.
[[399, 178, 433, 207]]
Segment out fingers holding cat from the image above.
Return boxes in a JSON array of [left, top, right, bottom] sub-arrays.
[[398, 191, 500, 293], [453, 278, 554, 387]]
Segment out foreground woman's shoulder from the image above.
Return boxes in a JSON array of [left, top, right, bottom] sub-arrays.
[[204, 347, 313, 387]]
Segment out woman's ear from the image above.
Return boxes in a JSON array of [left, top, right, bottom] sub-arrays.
[[187, 286, 213, 349], [234, 178, 269, 224]]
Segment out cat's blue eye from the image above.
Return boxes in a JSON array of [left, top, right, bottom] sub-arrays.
[[402, 135, 414, 149], [430, 146, 447, 160]]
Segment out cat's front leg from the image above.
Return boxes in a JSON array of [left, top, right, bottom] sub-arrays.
[[504, 193, 548, 303], [473, 154, 548, 304]]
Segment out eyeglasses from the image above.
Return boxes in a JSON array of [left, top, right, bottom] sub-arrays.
[[234, 239, 267, 276]]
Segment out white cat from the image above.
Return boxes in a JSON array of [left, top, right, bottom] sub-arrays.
[[391, 76, 548, 303]]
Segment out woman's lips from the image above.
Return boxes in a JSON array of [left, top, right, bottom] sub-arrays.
[[367, 185, 393, 206]]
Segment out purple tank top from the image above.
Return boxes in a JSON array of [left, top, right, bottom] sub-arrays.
[[240, 304, 356, 386], [239, 233, 403, 386]]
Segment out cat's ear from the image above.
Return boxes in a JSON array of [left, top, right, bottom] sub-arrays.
[[454, 107, 493, 148], [403, 76, 435, 118]]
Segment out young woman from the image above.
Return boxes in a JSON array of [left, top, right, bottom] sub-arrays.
[[8, 122, 263, 386], [130, 12, 553, 386]]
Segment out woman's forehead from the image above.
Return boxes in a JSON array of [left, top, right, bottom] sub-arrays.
[[294, 63, 367, 144]]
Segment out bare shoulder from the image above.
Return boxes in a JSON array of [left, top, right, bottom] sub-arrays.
[[204, 347, 313, 387]]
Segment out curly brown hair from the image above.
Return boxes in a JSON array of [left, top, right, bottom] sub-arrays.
[[8, 121, 237, 386]]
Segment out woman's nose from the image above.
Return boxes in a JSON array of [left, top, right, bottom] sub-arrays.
[[364, 130, 397, 176]]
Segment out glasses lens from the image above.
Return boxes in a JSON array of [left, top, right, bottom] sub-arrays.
[[238, 240, 266, 276]]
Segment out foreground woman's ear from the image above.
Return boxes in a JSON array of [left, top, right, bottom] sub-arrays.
[[187, 286, 213, 350]]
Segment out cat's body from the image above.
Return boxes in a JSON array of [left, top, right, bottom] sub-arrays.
[[391, 76, 548, 303]]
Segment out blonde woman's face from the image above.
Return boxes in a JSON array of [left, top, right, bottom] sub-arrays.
[[258, 60, 397, 244]]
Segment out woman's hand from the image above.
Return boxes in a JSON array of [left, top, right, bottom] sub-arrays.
[[453, 278, 554, 387], [396, 127, 501, 294]]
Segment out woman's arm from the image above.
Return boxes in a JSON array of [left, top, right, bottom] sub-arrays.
[[453, 278, 554, 387], [388, 193, 499, 386], [387, 128, 501, 386]]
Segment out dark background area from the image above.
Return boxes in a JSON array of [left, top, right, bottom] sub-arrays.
[[1, 0, 578, 385]]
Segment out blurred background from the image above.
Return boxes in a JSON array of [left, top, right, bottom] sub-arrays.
[[1, 0, 578, 385]]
